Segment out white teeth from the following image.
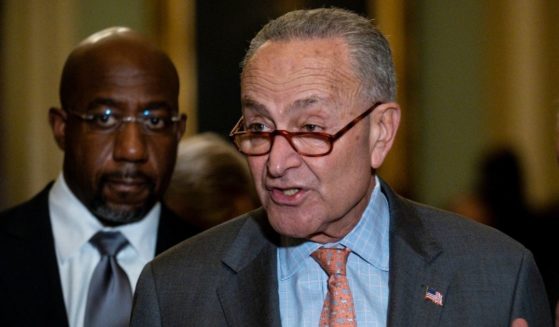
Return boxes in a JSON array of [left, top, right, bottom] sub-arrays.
[[283, 188, 299, 196]]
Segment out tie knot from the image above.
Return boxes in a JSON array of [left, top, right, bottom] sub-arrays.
[[89, 231, 129, 257], [311, 247, 351, 276]]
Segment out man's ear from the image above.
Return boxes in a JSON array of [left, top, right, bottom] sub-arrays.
[[176, 113, 187, 141], [369, 102, 401, 169], [49, 107, 67, 151]]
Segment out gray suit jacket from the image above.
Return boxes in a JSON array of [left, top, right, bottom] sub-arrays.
[[131, 181, 552, 326]]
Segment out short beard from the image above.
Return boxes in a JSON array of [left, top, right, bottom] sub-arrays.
[[91, 170, 157, 226], [91, 199, 152, 226]]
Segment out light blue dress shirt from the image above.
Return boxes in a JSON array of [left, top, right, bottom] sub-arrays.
[[278, 178, 390, 326], [49, 174, 160, 327]]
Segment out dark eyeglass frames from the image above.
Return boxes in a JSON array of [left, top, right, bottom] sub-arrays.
[[66, 109, 184, 135], [229, 102, 382, 157]]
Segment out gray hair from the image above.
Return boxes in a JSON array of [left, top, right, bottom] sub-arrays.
[[241, 7, 396, 102]]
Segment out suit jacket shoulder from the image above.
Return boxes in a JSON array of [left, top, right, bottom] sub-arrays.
[[0, 183, 69, 327], [132, 208, 282, 327], [381, 181, 552, 326]]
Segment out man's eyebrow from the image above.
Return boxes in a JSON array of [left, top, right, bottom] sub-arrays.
[[242, 96, 328, 111], [289, 96, 332, 113], [239, 96, 332, 120], [241, 98, 267, 112], [85, 99, 174, 112], [291, 96, 322, 109], [86, 98, 119, 111], [143, 101, 174, 111]]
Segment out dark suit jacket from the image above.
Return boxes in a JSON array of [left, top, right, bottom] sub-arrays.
[[130, 180, 552, 326], [0, 183, 200, 327]]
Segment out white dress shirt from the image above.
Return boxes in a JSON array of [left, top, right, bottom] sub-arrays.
[[49, 174, 159, 327]]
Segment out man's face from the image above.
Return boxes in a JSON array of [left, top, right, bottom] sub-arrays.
[[241, 38, 390, 243], [52, 52, 184, 226]]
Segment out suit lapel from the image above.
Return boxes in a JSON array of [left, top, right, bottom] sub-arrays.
[[382, 182, 447, 327], [388, 234, 449, 327], [1, 184, 69, 326], [216, 209, 282, 327]]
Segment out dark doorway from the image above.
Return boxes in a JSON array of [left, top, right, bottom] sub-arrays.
[[195, 0, 368, 137]]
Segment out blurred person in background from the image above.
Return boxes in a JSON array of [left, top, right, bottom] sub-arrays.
[[477, 148, 534, 241], [448, 147, 534, 235], [165, 132, 259, 230], [529, 112, 559, 325]]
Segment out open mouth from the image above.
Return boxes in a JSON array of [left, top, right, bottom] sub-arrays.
[[282, 188, 300, 196], [267, 186, 307, 205]]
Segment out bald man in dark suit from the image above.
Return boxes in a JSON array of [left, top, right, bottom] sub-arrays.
[[0, 27, 200, 327]]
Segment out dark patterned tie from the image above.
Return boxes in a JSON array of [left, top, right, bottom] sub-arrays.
[[84, 231, 132, 327], [312, 247, 357, 327]]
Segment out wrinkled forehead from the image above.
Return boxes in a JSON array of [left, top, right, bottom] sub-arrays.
[[242, 38, 354, 78], [240, 38, 365, 112]]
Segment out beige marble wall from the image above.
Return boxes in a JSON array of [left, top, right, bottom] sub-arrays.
[[0, 0, 75, 208], [485, 0, 559, 207]]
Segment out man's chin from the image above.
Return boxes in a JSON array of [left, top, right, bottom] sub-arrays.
[[269, 218, 313, 240], [92, 201, 152, 226]]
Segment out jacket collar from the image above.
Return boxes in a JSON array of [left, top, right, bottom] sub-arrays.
[[217, 208, 282, 327], [381, 180, 447, 327]]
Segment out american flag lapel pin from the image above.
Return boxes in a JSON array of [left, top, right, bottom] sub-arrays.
[[424, 286, 444, 306]]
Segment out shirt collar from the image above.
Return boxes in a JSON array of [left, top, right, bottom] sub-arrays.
[[278, 176, 390, 279], [49, 173, 160, 263]]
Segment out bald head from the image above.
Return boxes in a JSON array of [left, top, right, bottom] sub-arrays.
[[59, 27, 179, 109]]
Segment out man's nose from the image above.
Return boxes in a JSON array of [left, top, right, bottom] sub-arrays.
[[266, 134, 302, 177], [113, 121, 148, 162]]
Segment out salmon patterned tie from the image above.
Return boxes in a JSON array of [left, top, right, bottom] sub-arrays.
[[311, 247, 356, 327]]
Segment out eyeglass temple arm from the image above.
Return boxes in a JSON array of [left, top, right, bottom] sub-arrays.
[[229, 116, 245, 136], [331, 102, 383, 140]]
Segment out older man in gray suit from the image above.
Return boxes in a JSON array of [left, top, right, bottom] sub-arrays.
[[131, 8, 551, 326]]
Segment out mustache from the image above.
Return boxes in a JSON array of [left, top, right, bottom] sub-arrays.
[[101, 168, 154, 184]]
